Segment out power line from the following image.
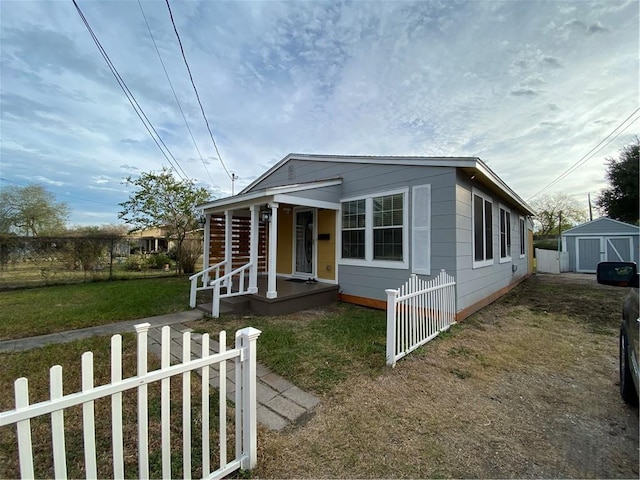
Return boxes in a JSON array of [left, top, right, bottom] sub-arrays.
[[71, 0, 190, 182], [528, 107, 640, 200], [0, 177, 117, 206], [165, 0, 233, 180], [137, 0, 215, 186]]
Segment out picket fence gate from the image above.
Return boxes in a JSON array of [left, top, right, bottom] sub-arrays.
[[0, 323, 261, 480], [386, 270, 456, 366]]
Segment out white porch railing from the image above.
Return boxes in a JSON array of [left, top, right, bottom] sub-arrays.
[[0, 323, 261, 479], [386, 270, 456, 366], [190, 262, 253, 317]]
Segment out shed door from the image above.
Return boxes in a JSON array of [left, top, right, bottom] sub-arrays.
[[605, 237, 633, 262], [576, 237, 602, 273]]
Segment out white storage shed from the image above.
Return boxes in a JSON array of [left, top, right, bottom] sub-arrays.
[[562, 217, 640, 273]]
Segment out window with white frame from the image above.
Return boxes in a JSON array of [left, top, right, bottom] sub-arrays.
[[519, 216, 526, 257], [499, 205, 511, 262], [373, 193, 403, 261], [340, 188, 409, 268], [473, 190, 493, 268], [341, 199, 365, 259]]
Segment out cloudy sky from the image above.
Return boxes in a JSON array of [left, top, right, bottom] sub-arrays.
[[1, 0, 638, 226]]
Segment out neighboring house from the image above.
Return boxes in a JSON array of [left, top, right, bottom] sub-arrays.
[[561, 217, 640, 273], [131, 226, 172, 253], [195, 154, 535, 320]]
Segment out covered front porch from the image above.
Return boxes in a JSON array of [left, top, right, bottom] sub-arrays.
[[190, 178, 342, 317]]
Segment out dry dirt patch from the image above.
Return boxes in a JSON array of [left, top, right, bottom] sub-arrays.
[[254, 274, 638, 478]]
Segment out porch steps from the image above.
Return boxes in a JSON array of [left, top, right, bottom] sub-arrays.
[[197, 284, 339, 317]]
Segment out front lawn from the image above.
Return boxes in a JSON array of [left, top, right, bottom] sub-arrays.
[[1, 275, 637, 478], [0, 336, 227, 479], [191, 303, 388, 395], [0, 277, 192, 340]]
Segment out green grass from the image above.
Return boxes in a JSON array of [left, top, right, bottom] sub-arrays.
[[0, 336, 230, 479], [192, 303, 388, 395], [0, 262, 177, 289], [0, 277, 193, 340]]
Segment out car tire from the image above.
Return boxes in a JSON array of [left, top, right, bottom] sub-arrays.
[[620, 328, 639, 406]]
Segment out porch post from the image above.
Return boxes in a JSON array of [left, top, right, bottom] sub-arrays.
[[248, 205, 258, 293], [202, 214, 211, 284], [266, 203, 278, 299], [224, 210, 233, 290]]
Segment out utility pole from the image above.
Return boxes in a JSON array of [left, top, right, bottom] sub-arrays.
[[231, 173, 238, 195], [588, 193, 593, 221], [558, 210, 563, 252]]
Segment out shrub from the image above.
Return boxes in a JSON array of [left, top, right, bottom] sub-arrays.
[[125, 254, 147, 271], [147, 253, 172, 270]]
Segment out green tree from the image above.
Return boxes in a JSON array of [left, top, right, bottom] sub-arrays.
[[118, 168, 211, 274], [0, 184, 69, 236], [595, 141, 639, 224], [531, 193, 588, 236]]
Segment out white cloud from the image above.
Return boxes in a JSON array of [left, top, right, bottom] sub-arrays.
[[0, 0, 638, 224]]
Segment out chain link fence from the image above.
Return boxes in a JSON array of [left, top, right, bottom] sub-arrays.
[[0, 235, 203, 289]]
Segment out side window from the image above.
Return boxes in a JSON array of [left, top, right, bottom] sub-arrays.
[[519, 217, 526, 257], [499, 206, 511, 262], [473, 191, 493, 268]]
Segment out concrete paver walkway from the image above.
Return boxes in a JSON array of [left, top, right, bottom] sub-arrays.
[[147, 324, 319, 431], [0, 311, 320, 431]]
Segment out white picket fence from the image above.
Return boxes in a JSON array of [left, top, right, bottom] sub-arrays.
[[0, 323, 261, 480], [386, 270, 456, 366]]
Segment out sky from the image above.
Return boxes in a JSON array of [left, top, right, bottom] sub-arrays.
[[1, 0, 638, 226]]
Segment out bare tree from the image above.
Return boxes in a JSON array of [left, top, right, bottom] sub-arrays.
[[531, 193, 588, 236]]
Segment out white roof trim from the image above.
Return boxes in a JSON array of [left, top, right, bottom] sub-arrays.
[[563, 232, 640, 237], [562, 217, 640, 235]]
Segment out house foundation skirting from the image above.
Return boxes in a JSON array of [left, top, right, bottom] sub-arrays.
[[338, 293, 386, 310], [339, 273, 532, 322], [455, 273, 531, 322]]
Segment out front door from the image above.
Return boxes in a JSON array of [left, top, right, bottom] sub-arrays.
[[294, 209, 315, 277]]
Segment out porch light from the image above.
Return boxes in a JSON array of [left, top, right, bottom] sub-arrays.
[[197, 215, 207, 228], [260, 208, 272, 223]]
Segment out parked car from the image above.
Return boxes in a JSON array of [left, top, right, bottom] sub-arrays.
[[596, 262, 639, 406]]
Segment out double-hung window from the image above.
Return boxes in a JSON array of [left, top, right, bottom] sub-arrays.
[[340, 188, 410, 269], [519, 216, 526, 258], [341, 199, 365, 259], [473, 189, 493, 268], [373, 193, 403, 261], [499, 205, 511, 263]]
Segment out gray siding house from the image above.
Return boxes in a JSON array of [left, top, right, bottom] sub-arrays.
[[196, 154, 535, 320], [561, 217, 640, 273]]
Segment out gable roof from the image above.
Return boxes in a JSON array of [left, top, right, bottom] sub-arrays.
[[562, 217, 640, 236], [240, 153, 536, 216], [198, 177, 342, 212]]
